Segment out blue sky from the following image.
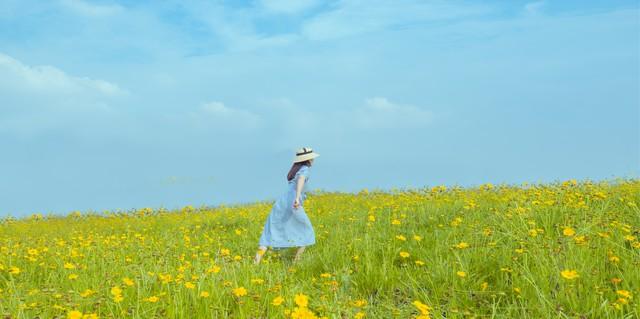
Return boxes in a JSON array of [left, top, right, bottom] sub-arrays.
[[1, 0, 638, 217]]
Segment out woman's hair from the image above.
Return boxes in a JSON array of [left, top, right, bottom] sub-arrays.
[[287, 160, 311, 182]]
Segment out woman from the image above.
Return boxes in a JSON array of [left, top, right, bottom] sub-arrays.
[[254, 147, 319, 264]]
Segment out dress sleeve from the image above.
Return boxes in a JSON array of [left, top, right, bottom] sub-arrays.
[[296, 166, 310, 180]]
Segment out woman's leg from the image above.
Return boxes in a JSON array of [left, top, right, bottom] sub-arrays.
[[293, 246, 305, 262], [254, 246, 268, 264]]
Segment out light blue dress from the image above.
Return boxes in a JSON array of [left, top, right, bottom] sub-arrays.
[[258, 165, 316, 248]]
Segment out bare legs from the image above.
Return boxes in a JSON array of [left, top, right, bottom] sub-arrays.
[[254, 246, 307, 264], [293, 246, 305, 263], [254, 246, 268, 264]]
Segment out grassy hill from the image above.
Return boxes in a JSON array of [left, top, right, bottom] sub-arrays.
[[0, 178, 638, 318]]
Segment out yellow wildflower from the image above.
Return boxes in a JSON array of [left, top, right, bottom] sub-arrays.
[[123, 277, 134, 286], [294, 293, 309, 307], [144, 296, 159, 303], [454, 242, 469, 249], [616, 290, 632, 299], [412, 300, 431, 315], [272, 296, 284, 306], [67, 310, 83, 319], [233, 287, 247, 297], [560, 269, 579, 280], [562, 227, 575, 237]]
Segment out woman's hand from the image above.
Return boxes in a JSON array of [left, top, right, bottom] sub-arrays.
[[293, 196, 301, 210]]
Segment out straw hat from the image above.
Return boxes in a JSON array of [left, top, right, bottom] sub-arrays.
[[293, 147, 320, 163]]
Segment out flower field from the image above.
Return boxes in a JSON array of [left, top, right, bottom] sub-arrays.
[[1, 178, 638, 318]]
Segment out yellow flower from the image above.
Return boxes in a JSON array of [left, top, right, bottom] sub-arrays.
[[294, 293, 309, 307], [560, 269, 579, 280], [67, 310, 83, 319], [573, 235, 587, 245], [200, 291, 210, 298], [184, 282, 195, 289], [63, 263, 76, 270], [399, 251, 410, 258], [413, 235, 422, 241], [352, 299, 367, 307], [123, 277, 134, 286], [232, 287, 247, 297], [158, 273, 173, 283], [609, 255, 620, 263], [480, 282, 488, 291], [562, 227, 575, 237], [82, 314, 98, 319], [616, 290, 632, 299], [368, 215, 375, 222], [528, 229, 538, 237], [113, 294, 123, 303], [320, 273, 331, 278], [290, 306, 318, 319], [8, 266, 20, 275], [80, 289, 95, 298], [354, 312, 365, 319], [144, 296, 159, 303], [207, 265, 221, 274], [272, 296, 284, 306], [412, 300, 431, 315], [456, 271, 467, 278], [454, 242, 469, 249], [68, 273, 78, 280], [110, 286, 122, 296], [415, 260, 425, 266], [395, 235, 407, 241], [391, 219, 401, 225]]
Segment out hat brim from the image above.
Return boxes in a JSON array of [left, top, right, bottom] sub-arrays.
[[293, 153, 319, 163]]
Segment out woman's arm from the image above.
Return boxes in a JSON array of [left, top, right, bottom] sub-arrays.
[[293, 175, 306, 209]]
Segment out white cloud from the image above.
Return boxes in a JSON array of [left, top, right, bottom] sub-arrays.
[[354, 97, 433, 129], [222, 32, 300, 52], [59, 0, 123, 17], [193, 101, 262, 129], [0, 53, 125, 98], [258, 0, 321, 15], [302, 0, 491, 41], [0, 53, 126, 135]]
